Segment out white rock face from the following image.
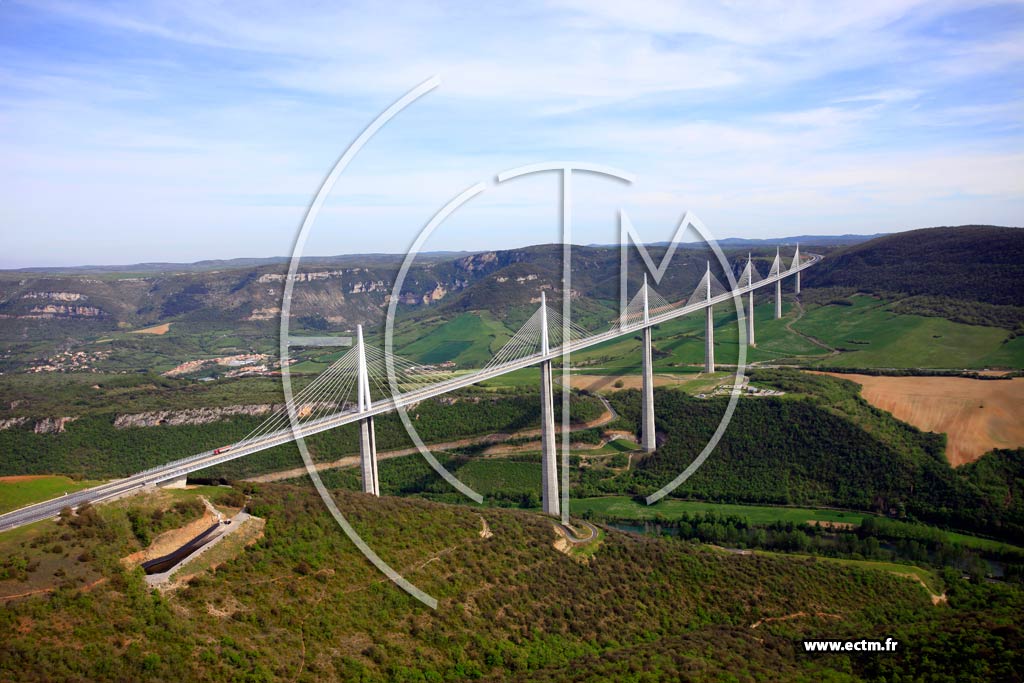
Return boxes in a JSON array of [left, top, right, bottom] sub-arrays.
[[33, 417, 78, 434], [0, 417, 30, 431], [22, 292, 86, 301]]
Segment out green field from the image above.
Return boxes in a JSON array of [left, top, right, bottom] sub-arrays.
[[0, 475, 106, 514], [561, 292, 1022, 372], [792, 295, 1021, 368], [477, 366, 544, 389], [397, 311, 512, 368], [586, 438, 641, 455], [568, 300, 834, 372]]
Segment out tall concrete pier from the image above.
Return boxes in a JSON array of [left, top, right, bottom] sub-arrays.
[[774, 248, 783, 320], [748, 290, 756, 347], [775, 280, 782, 319], [746, 254, 756, 347], [538, 292, 560, 516], [704, 262, 715, 373], [356, 325, 380, 496], [641, 276, 656, 452]]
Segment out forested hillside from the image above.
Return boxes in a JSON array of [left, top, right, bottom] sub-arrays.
[[602, 371, 1024, 543], [2, 484, 1021, 681], [804, 225, 1024, 306], [0, 386, 604, 480]]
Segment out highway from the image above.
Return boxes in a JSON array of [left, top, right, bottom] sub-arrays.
[[0, 254, 819, 532]]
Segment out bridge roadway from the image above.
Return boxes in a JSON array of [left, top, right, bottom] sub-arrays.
[[0, 255, 820, 532]]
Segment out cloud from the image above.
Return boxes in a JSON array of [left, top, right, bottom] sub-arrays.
[[1, 0, 1022, 266]]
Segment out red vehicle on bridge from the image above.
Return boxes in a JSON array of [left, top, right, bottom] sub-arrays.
[[213, 446, 233, 455]]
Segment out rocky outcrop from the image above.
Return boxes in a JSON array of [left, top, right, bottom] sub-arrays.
[[247, 307, 280, 321], [114, 405, 274, 429], [0, 416, 82, 433], [162, 354, 271, 378], [457, 251, 499, 272], [257, 270, 343, 284], [22, 292, 86, 302], [113, 403, 340, 429], [25, 305, 104, 318], [350, 280, 386, 294], [424, 283, 447, 303], [395, 283, 450, 307], [34, 417, 78, 434], [495, 274, 538, 284], [0, 417, 29, 431]]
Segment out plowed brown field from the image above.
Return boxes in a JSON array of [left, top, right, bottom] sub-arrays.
[[822, 374, 1024, 466]]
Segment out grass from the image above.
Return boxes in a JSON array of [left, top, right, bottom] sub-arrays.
[[0, 517, 52, 544], [793, 295, 1020, 369], [943, 530, 1020, 553], [981, 334, 1024, 368], [585, 438, 638, 454], [0, 484, 222, 602], [0, 475, 106, 514], [477, 367, 543, 389], [555, 292, 1022, 373], [547, 290, 1021, 373], [397, 311, 512, 368], [569, 526, 605, 560], [568, 299, 830, 372]]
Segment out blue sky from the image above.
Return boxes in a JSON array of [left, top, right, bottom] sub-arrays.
[[1, 1, 1022, 267]]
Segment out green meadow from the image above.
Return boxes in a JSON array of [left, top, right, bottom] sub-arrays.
[[792, 295, 1021, 369], [0, 475, 106, 514], [396, 311, 512, 368]]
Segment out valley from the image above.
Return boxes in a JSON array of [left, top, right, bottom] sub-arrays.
[[2, 226, 1023, 681]]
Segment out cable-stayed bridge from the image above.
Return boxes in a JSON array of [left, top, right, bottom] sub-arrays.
[[0, 248, 820, 531]]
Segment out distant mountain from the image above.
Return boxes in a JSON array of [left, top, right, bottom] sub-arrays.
[[6, 234, 871, 275], [0, 241, 763, 339], [588, 233, 885, 249], [2, 225, 1018, 342], [7, 251, 470, 275], [803, 225, 1024, 306]]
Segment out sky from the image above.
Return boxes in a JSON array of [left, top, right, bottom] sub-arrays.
[[1, 0, 1022, 267]]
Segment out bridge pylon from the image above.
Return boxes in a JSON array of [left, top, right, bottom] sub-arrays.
[[538, 292, 560, 517], [356, 325, 380, 496], [641, 275, 656, 452], [772, 247, 783, 319], [704, 262, 715, 373], [746, 253, 756, 348]]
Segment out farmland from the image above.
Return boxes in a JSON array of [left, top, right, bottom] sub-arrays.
[[792, 295, 1022, 369], [395, 311, 511, 368], [821, 373, 1024, 466]]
